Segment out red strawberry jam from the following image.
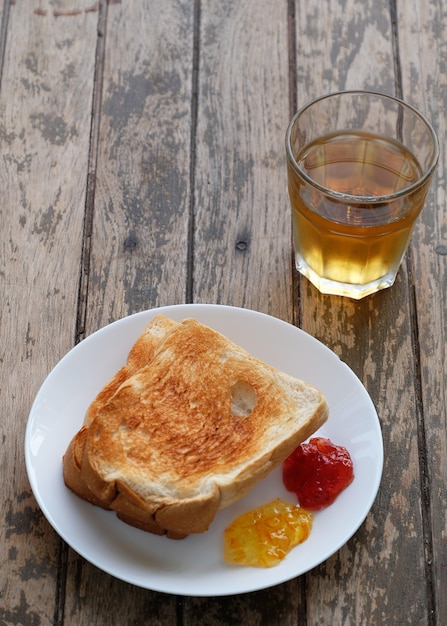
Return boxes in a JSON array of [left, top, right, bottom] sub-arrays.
[[283, 437, 354, 510]]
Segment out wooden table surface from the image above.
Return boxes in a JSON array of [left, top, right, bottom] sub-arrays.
[[2, 1, 446, 624]]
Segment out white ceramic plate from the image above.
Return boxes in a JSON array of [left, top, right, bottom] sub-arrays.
[[25, 304, 383, 596]]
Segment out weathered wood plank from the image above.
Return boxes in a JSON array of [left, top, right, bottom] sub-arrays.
[[82, 0, 195, 334], [295, 0, 396, 99], [183, 0, 296, 623], [294, 1, 429, 624], [0, 1, 99, 624], [185, 582, 302, 626], [62, 1, 194, 622], [192, 0, 292, 320], [397, 0, 447, 622]]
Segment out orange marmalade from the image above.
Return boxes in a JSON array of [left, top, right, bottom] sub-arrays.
[[224, 499, 312, 568]]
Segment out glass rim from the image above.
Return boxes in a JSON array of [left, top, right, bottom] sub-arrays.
[[285, 90, 439, 204]]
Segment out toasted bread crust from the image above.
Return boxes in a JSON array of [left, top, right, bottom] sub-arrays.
[[63, 315, 329, 537], [63, 427, 111, 509]]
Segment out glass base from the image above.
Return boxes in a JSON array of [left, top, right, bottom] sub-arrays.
[[295, 254, 397, 300]]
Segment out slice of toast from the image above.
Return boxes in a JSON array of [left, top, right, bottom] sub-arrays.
[[83, 314, 179, 426], [63, 316, 329, 538]]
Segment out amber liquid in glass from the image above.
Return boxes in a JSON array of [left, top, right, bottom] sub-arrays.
[[288, 131, 427, 297]]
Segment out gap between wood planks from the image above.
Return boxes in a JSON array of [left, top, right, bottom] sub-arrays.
[[75, 0, 108, 346]]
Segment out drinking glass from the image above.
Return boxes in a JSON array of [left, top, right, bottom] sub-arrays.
[[286, 91, 439, 299]]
